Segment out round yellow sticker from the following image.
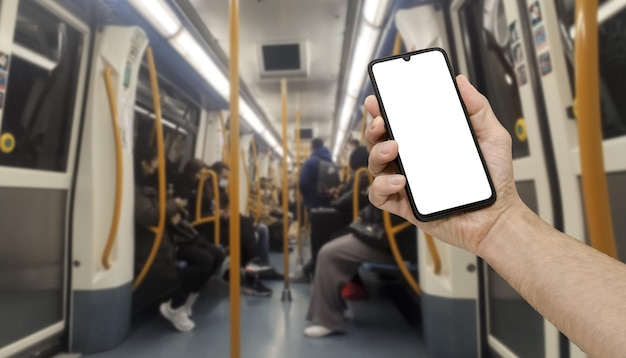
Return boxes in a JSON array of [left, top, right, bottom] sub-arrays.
[[515, 118, 527, 142], [0, 133, 15, 153]]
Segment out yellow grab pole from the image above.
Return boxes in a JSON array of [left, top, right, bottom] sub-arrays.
[[393, 32, 402, 56], [295, 109, 302, 263], [229, 0, 241, 357], [359, 106, 367, 145], [133, 47, 166, 290], [575, 0, 617, 258], [383, 212, 420, 295], [251, 139, 262, 224], [219, 111, 230, 165], [281, 79, 292, 301], [101, 67, 124, 270], [423, 231, 441, 275]]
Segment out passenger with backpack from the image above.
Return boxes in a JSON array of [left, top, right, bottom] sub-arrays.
[[299, 137, 340, 210]]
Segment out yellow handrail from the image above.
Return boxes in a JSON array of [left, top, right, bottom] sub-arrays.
[[295, 109, 302, 261], [192, 169, 220, 246], [359, 106, 367, 145], [228, 0, 242, 356], [280, 78, 290, 294], [352, 167, 374, 221], [101, 67, 124, 270], [575, 0, 617, 258], [241, 148, 251, 215], [251, 139, 262, 224], [219, 110, 230, 165], [383, 211, 420, 295], [133, 47, 167, 290], [423, 231, 441, 275]]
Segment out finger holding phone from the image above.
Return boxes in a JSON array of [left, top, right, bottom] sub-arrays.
[[366, 48, 521, 254]]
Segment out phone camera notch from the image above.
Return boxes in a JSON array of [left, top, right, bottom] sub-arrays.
[[402, 55, 411, 62]]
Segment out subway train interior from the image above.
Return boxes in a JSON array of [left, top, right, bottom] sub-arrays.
[[0, 0, 624, 357]]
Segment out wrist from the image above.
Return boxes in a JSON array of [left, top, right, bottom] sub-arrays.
[[475, 197, 535, 260]]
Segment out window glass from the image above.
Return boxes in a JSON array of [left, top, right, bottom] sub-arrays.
[[459, 0, 530, 159], [0, 1, 83, 171], [555, 0, 626, 139]]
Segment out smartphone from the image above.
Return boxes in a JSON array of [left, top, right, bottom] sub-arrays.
[[368, 48, 495, 221]]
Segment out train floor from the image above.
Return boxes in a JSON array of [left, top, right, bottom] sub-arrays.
[[86, 245, 428, 358]]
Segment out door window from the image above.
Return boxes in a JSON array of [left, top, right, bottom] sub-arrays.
[[459, 0, 530, 159], [0, 1, 83, 171], [556, 0, 626, 139]]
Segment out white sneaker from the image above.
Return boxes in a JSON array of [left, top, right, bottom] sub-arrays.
[[244, 262, 272, 274], [304, 325, 334, 337], [183, 292, 199, 317], [159, 302, 195, 332]]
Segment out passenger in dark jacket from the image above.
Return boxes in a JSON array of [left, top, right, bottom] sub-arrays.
[[299, 137, 334, 209], [134, 147, 221, 333], [330, 146, 370, 224], [209, 161, 275, 296]]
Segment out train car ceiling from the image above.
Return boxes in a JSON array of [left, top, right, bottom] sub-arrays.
[[332, 0, 450, 159], [187, 0, 354, 160], [120, 0, 285, 157]]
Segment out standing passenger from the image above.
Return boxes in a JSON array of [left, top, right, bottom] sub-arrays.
[[299, 137, 336, 210]]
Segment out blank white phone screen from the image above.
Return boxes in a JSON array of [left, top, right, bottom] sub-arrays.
[[371, 50, 492, 216]]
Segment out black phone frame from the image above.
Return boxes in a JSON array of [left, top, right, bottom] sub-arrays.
[[367, 47, 496, 222]]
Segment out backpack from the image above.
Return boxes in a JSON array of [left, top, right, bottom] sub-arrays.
[[317, 159, 340, 195]]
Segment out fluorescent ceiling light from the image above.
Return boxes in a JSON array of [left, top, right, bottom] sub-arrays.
[[128, 0, 181, 37], [337, 96, 356, 134], [362, 0, 390, 27], [240, 100, 267, 133], [132, 0, 284, 157], [332, 0, 391, 158], [171, 30, 230, 100], [345, 23, 378, 97]]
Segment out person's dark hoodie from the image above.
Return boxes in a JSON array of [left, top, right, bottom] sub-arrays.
[[299, 146, 333, 209]]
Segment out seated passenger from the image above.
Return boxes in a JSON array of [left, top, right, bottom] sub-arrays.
[[304, 203, 417, 337], [134, 147, 223, 332], [296, 146, 371, 280], [210, 161, 276, 296]]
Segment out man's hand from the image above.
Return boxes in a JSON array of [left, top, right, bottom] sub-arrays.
[[365, 74, 523, 254]]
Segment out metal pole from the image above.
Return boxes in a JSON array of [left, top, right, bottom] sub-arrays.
[[228, 0, 242, 357], [281, 78, 292, 301], [295, 109, 303, 265], [575, 0, 617, 257]]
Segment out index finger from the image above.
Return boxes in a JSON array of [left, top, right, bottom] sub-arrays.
[[364, 95, 387, 150]]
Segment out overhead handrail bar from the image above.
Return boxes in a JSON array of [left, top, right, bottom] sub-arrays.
[[101, 67, 124, 270], [192, 169, 220, 245], [575, 0, 617, 258], [352, 167, 374, 221], [133, 47, 167, 290]]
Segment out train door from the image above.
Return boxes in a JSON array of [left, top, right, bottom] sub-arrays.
[[451, 0, 563, 356], [543, 0, 626, 355], [0, 0, 89, 356]]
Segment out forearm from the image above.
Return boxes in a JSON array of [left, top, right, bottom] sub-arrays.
[[479, 203, 626, 356]]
